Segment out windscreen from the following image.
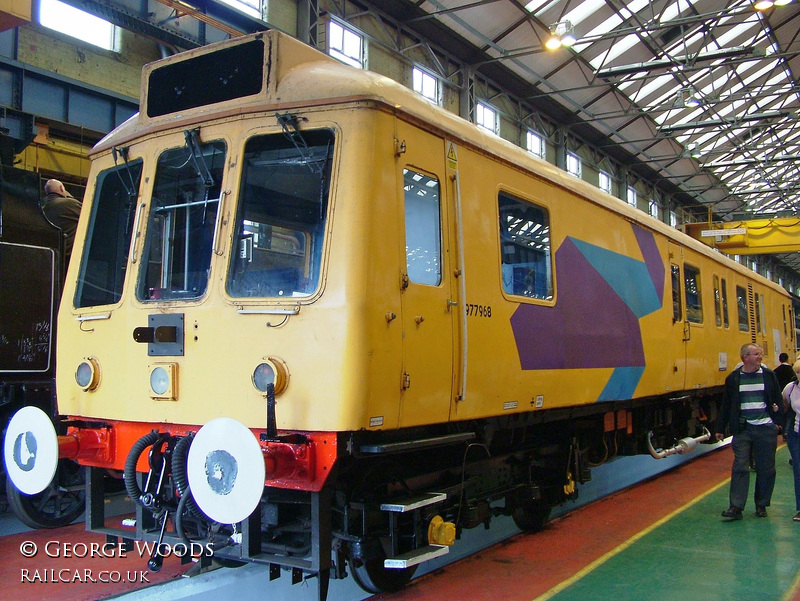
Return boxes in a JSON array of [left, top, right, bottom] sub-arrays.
[[227, 128, 333, 299]]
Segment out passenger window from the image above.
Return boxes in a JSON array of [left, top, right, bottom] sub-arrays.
[[721, 278, 729, 328], [671, 265, 681, 323], [783, 305, 788, 337], [736, 285, 749, 332], [713, 275, 721, 327], [684, 263, 702, 324], [498, 192, 552, 300], [756, 293, 766, 335], [404, 168, 441, 286]]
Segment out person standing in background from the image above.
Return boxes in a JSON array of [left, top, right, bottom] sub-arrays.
[[715, 343, 784, 520]]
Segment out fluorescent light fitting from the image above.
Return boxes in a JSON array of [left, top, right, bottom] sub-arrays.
[[753, 0, 774, 8]]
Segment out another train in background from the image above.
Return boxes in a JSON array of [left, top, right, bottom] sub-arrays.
[[4, 31, 794, 600], [0, 165, 85, 528]]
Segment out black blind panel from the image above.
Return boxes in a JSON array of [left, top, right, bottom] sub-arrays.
[[0, 243, 54, 373], [147, 39, 265, 118]]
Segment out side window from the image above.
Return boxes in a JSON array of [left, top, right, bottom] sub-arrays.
[[736, 285, 749, 332], [713, 275, 722, 327], [684, 263, 702, 324], [671, 264, 681, 322], [404, 168, 441, 286], [756, 293, 766, 336], [783, 304, 788, 337], [75, 159, 143, 308], [721, 277, 729, 328], [499, 192, 552, 300]]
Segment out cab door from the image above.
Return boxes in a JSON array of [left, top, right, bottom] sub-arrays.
[[396, 121, 458, 427]]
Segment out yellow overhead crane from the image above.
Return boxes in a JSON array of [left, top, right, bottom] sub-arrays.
[[684, 217, 800, 255]]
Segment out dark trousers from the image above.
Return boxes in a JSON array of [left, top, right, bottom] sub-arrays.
[[788, 429, 800, 511], [729, 423, 778, 509]]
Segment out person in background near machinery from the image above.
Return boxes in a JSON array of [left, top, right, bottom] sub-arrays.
[[41, 178, 82, 267], [715, 343, 784, 520], [781, 361, 800, 522]]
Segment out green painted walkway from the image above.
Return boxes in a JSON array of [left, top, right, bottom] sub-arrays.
[[545, 445, 800, 601]]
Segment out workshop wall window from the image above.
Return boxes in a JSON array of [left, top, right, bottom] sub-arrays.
[[566, 152, 581, 178], [219, 0, 261, 18], [328, 21, 364, 69], [39, 0, 117, 51], [413, 67, 440, 105], [526, 130, 544, 158], [626, 186, 637, 207], [599, 171, 612, 194], [476, 102, 498, 134]]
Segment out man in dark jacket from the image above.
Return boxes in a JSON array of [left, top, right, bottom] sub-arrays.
[[41, 178, 82, 268], [715, 343, 784, 520]]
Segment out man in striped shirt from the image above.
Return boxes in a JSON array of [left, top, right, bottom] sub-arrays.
[[715, 343, 784, 520]]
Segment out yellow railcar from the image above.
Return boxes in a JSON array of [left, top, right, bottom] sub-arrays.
[[4, 31, 794, 598]]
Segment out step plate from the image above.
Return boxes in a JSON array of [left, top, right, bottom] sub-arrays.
[[384, 545, 450, 569], [380, 492, 447, 513]]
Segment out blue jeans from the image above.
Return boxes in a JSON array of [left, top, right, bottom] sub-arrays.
[[788, 429, 800, 511], [729, 423, 778, 509]]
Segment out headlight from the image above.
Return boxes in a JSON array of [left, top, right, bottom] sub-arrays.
[[149, 363, 177, 400], [75, 358, 100, 391], [252, 357, 289, 395]]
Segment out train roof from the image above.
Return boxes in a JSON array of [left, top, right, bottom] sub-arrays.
[[92, 30, 786, 298]]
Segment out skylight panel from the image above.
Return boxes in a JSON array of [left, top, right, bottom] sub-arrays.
[[562, 0, 606, 28], [713, 17, 760, 49], [524, 0, 554, 14], [629, 73, 675, 105], [659, 0, 696, 24], [589, 33, 639, 69]]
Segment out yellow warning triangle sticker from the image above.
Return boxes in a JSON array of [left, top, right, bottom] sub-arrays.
[[447, 143, 457, 162]]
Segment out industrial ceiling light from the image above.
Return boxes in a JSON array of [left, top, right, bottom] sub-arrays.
[[546, 21, 576, 50], [682, 143, 701, 159], [675, 88, 702, 108], [753, 0, 774, 8]]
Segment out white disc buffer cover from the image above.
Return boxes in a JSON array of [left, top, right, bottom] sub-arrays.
[[3, 406, 59, 495], [187, 417, 266, 524]]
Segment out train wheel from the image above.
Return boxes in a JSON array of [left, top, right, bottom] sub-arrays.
[[512, 500, 551, 532], [6, 460, 85, 529], [349, 552, 417, 594]]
